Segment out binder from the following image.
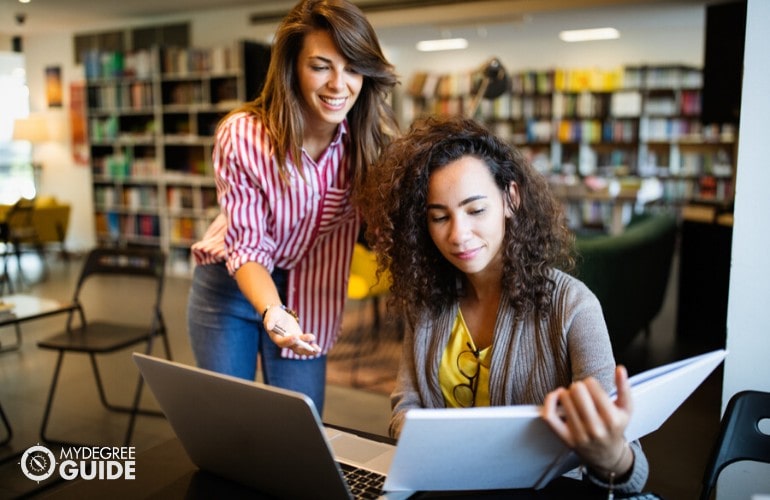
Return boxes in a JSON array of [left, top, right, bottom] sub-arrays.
[[384, 349, 727, 492]]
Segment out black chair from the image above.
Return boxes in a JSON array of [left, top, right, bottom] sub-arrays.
[[37, 247, 171, 447], [700, 390, 770, 500]]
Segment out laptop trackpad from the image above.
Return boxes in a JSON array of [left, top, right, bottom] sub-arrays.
[[325, 429, 395, 474]]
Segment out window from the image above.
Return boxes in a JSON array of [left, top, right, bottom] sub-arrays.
[[0, 51, 35, 204]]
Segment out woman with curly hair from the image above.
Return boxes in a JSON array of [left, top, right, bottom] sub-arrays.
[[187, 0, 399, 413], [358, 115, 648, 494]]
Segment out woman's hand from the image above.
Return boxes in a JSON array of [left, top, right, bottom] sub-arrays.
[[541, 366, 634, 479], [262, 306, 320, 356]]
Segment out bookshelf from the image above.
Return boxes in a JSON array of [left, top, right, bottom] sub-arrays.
[[85, 40, 270, 275], [405, 64, 737, 230]]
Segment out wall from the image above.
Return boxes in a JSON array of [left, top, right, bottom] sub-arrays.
[[22, 33, 93, 252], [718, 0, 770, 497]]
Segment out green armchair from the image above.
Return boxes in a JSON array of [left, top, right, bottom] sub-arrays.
[[573, 212, 678, 356]]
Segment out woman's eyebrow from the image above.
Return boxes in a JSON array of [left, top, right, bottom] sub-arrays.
[[427, 195, 487, 210], [307, 55, 333, 64]]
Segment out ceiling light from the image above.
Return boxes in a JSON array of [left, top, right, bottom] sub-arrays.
[[559, 27, 620, 43], [416, 38, 468, 52]]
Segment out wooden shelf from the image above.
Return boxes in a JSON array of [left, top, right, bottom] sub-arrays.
[[85, 40, 270, 276]]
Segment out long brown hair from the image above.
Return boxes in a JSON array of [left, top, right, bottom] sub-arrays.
[[236, 0, 399, 192]]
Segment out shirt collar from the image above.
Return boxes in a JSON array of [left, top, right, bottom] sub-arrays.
[[331, 119, 349, 148]]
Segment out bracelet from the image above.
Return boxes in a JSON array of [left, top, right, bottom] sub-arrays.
[[605, 443, 631, 500], [262, 304, 299, 323]]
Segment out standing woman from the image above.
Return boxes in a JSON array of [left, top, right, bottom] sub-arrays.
[[358, 116, 648, 495], [187, 0, 398, 413]]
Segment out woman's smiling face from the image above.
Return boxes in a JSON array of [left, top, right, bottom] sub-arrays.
[[296, 29, 363, 134], [426, 155, 517, 278]]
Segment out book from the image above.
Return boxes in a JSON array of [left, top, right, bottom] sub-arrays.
[[383, 349, 727, 492]]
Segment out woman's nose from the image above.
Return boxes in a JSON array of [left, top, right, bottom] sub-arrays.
[[328, 69, 344, 89], [449, 218, 470, 245]]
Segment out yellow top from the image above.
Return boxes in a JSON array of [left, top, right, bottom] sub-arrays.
[[439, 309, 492, 407]]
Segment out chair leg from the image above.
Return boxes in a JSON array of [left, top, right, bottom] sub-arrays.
[[160, 329, 172, 361], [124, 332, 173, 446], [13, 243, 26, 289], [0, 324, 23, 353], [36, 243, 49, 281], [1, 253, 13, 294], [89, 353, 163, 417], [123, 374, 145, 447], [0, 401, 13, 446], [40, 351, 66, 445]]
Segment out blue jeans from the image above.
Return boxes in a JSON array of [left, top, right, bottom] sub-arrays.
[[187, 262, 327, 412]]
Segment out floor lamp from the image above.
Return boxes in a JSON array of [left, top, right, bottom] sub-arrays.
[[12, 113, 62, 196]]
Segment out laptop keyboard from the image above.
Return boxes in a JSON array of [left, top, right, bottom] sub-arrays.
[[339, 462, 386, 499]]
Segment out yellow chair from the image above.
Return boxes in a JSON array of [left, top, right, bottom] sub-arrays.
[[336, 243, 395, 387], [347, 242, 390, 324]]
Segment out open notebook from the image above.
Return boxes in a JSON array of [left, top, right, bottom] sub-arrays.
[[134, 349, 726, 495]]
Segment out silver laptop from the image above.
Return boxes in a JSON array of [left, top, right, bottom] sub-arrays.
[[133, 353, 396, 500]]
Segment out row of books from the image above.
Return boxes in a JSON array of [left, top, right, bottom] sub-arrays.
[[677, 149, 734, 177], [568, 119, 638, 144], [658, 177, 733, 203], [166, 186, 218, 211], [95, 213, 161, 239], [94, 185, 159, 210], [555, 119, 638, 144], [630, 65, 703, 90], [169, 217, 198, 242], [84, 49, 157, 81], [413, 89, 697, 123], [84, 43, 244, 81], [99, 78, 240, 109], [93, 155, 160, 179], [639, 117, 703, 142], [162, 81, 206, 106], [643, 89, 701, 117], [160, 44, 243, 75], [90, 117, 156, 142], [88, 82, 155, 111], [408, 65, 702, 99], [167, 187, 195, 210]]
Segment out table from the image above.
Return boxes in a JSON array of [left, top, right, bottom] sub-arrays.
[[551, 181, 640, 236], [0, 294, 76, 352], [42, 436, 615, 499]]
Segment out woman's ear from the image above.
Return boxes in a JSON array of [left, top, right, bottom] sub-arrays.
[[505, 181, 520, 217]]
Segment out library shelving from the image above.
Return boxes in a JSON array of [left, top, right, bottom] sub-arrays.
[[85, 40, 270, 275], [404, 64, 736, 231]]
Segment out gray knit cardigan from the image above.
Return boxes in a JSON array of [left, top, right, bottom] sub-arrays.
[[389, 269, 649, 494]]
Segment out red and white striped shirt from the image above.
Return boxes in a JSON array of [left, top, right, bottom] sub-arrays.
[[191, 112, 359, 359]]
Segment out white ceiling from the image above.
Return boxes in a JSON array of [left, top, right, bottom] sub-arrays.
[[1, 0, 710, 38]]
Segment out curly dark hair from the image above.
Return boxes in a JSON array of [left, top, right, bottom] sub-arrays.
[[357, 115, 575, 324]]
